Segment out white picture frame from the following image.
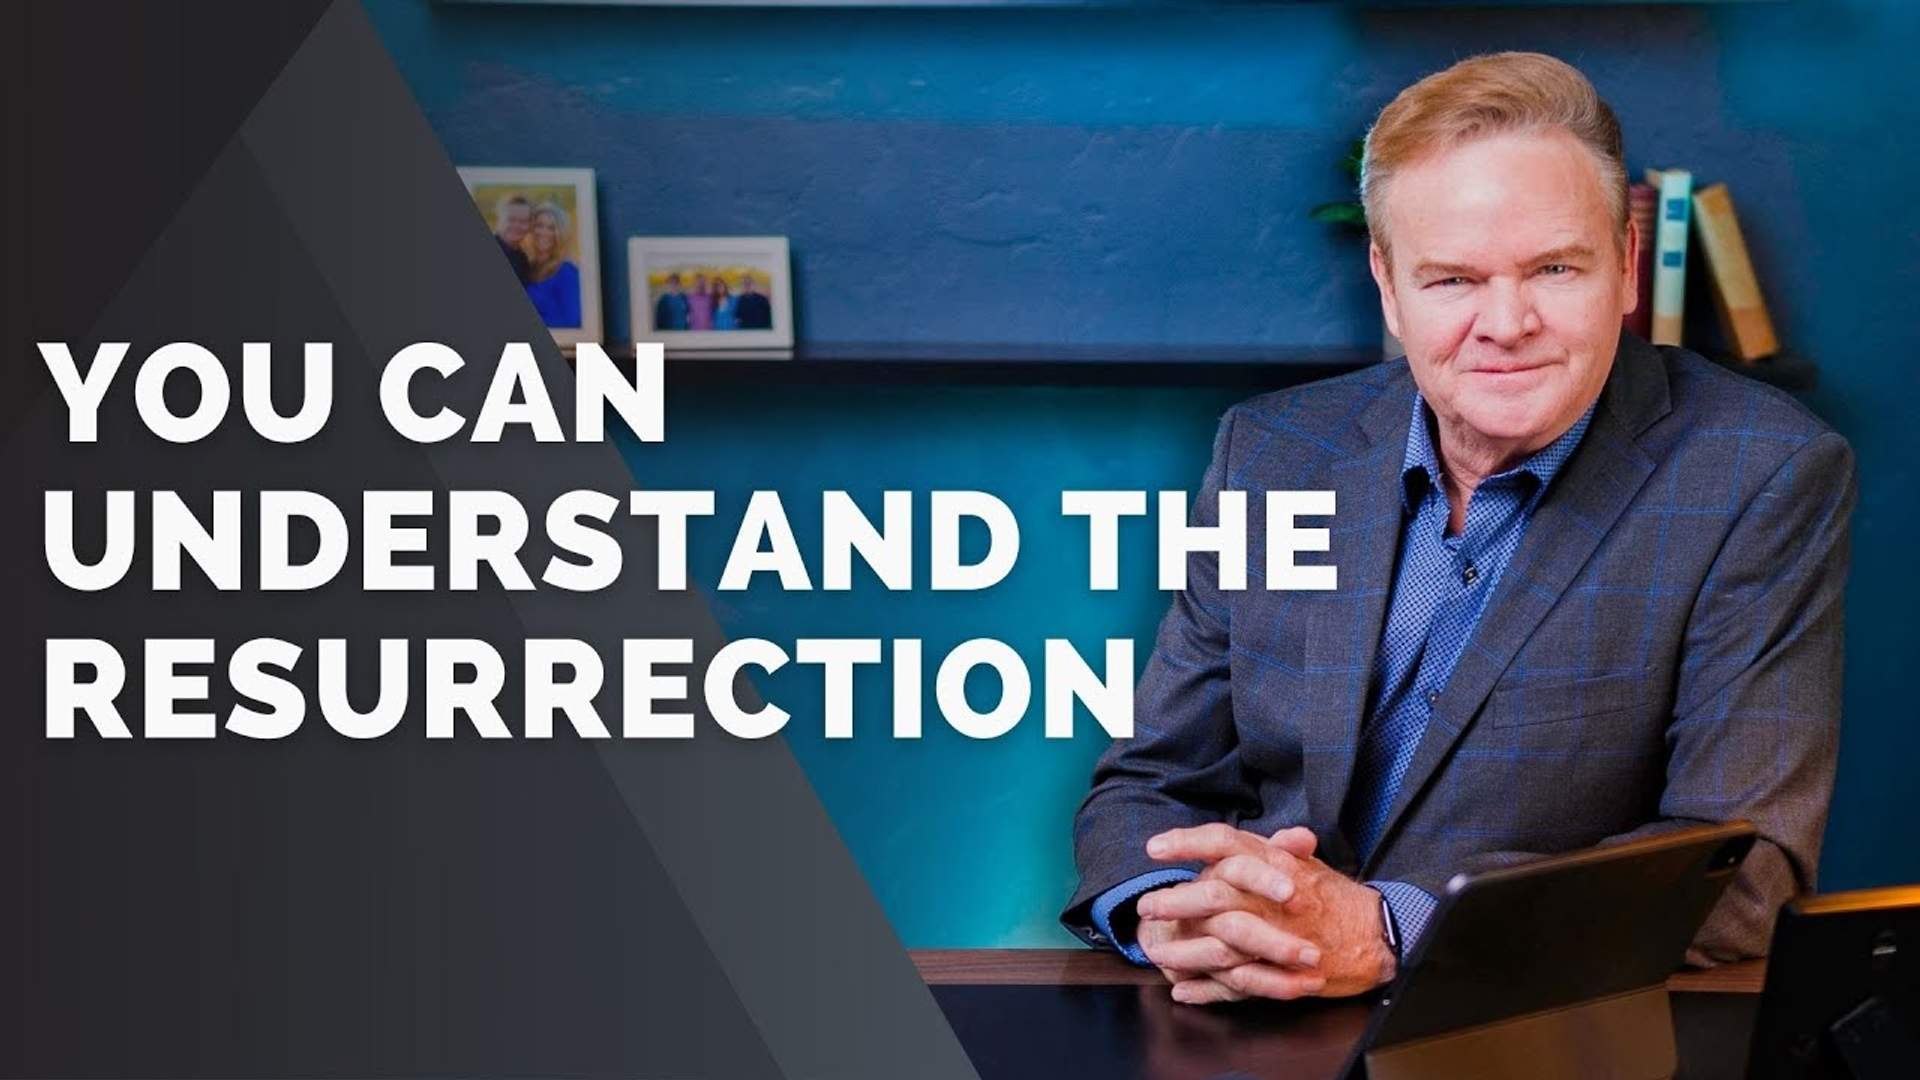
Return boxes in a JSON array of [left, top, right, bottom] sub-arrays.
[[457, 166, 603, 348], [628, 235, 794, 354]]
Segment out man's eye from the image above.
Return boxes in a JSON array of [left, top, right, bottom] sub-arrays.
[[1537, 264, 1572, 276], [1425, 276, 1469, 288]]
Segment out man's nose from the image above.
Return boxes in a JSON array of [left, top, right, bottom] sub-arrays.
[[1474, 280, 1541, 347]]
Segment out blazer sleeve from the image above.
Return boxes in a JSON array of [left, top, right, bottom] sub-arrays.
[[1060, 405, 1266, 946], [1665, 429, 1855, 960], [1388, 429, 1857, 964]]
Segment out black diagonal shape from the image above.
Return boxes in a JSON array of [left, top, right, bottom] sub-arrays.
[[0, 0, 979, 1076], [0, 0, 332, 439], [2, 110, 786, 1080]]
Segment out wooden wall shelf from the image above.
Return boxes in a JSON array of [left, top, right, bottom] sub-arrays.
[[625, 341, 1379, 387], [577, 341, 1816, 392]]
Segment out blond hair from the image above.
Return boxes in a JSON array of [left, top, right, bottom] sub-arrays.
[[1361, 52, 1627, 262], [523, 201, 573, 282]]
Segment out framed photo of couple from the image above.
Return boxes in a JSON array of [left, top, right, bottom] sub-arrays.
[[458, 166, 604, 348], [629, 235, 794, 355]]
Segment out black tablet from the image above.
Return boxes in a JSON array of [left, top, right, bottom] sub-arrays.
[[1347, 821, 1757, 1079], [1746, 885, 1920, 1079]]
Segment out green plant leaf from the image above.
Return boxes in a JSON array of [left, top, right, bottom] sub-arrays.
[[1309, 202, 1368, 227]]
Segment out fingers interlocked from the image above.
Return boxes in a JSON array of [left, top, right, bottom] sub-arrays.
[[1135, 825, 1332, 1001]]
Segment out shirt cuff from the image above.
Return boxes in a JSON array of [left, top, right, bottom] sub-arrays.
[[1090, 868, 1199, 967], [1367, 880, 1440, 959]]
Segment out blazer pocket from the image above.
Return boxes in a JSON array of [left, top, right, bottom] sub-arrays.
[[1483, 671, 1658, 729]]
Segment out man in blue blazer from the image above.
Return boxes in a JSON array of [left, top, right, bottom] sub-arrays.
[[1063, 51, 1855, 1004]]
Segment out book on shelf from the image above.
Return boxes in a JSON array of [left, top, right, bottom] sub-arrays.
[[1625, 181, 1658, 339], [1646, 167, 1694, 347], [1691, 182, 1780, 363]]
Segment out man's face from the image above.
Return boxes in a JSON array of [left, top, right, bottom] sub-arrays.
[[1370, 128, 1637, 450], [498, 204, 530, 244]]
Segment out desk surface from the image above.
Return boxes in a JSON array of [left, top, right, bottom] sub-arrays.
[[914, 950, 1765, 1080], [913, 948, 1767, 993]]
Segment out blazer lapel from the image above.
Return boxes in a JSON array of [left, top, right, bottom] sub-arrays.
[[1302, 364, 1417, 849], [1359, 333, 1671, 874]]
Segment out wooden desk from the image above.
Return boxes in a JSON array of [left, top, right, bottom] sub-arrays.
[[914, 950, 1765, 1080], [913, 948, 1767, 993]]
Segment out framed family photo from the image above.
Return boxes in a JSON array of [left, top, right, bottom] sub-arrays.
[[629, 235, 793, 354], [458, 166, 604, 347]]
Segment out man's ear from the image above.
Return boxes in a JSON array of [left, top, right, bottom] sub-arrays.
[[1620, 218, 1641, 315], [1368, 240, 1403, 341]]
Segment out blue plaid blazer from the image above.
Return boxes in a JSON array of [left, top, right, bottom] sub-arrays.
[[1064, 332, 1855, 962]]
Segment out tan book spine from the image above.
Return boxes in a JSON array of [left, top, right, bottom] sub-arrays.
[[1691, 183, 1780, 362]]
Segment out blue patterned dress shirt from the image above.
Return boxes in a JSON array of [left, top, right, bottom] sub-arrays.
[[1093, 390, 1596, 967]]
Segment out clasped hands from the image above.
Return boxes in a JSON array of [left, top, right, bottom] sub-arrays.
[[1133, 823, 1397, 1005]]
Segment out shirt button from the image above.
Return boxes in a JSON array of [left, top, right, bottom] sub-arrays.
[[1425, 689, 1440, 707], [1462, 562, 1479, 585]]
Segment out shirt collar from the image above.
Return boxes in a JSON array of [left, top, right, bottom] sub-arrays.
[[1400, 391, 1597, 515]]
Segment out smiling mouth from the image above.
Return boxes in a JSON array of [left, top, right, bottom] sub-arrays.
[[1471, 362, 1554, 375]]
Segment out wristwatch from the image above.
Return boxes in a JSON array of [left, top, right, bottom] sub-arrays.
[[1377, 889, 1401, 958]]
